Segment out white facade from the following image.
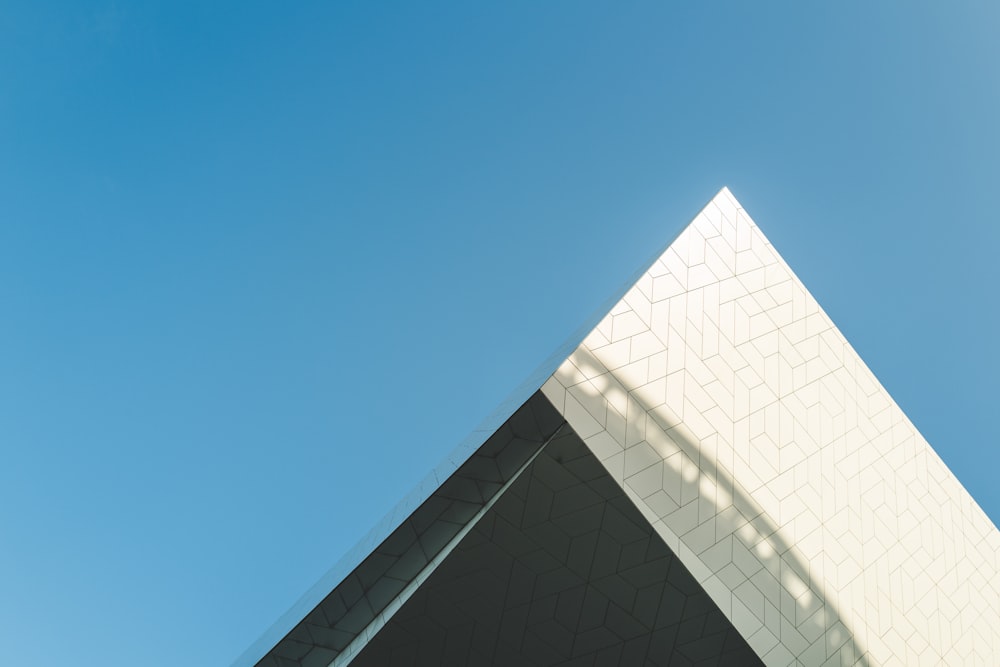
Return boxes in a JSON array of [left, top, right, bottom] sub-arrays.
[[541, 188, 1000, 665]]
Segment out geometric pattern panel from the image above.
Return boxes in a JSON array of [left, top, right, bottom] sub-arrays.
[[541, 188, 1000, 666], [257, 391, 566, 667], [351, 419, 763, 666]]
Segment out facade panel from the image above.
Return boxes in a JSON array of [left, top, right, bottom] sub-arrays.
[[541, 188, 1000, 665]]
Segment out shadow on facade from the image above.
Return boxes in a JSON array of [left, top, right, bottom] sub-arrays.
[[568, 345, 870, 666]]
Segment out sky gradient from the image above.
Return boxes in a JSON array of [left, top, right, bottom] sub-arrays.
[[1, 2, 998, 665]]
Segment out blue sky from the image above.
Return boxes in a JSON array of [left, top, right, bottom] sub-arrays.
[[1, 2, 998, 665]]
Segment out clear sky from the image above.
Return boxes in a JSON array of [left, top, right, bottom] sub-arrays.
[[1, 2, 998, 665]]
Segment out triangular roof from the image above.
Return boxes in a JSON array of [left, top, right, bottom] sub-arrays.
[[239, 188, 1000, 666]]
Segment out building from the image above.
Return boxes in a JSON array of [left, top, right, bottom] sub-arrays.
[[239, 188, 1000, 666]]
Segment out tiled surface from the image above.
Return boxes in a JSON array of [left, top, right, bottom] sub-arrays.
[[256, 392, 565, 667], [542, 188, 1000, 666], [351, 422, 762, 667]]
